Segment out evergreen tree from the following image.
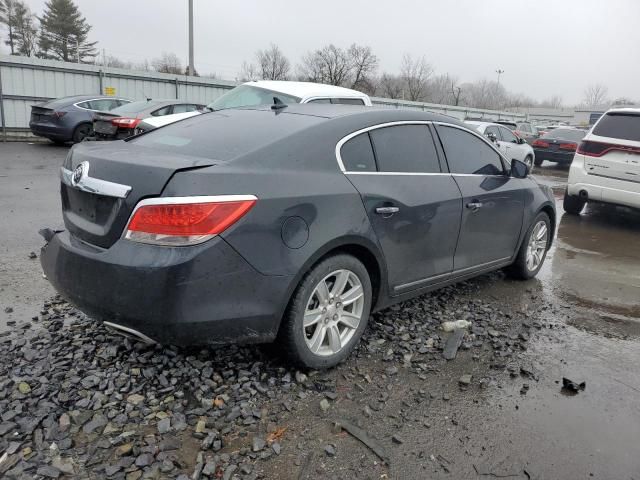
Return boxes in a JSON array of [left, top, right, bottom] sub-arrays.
[[38, 0, 97, 62]]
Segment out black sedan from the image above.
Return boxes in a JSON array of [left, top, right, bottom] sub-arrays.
[[40, 105, 556, 368], [532, 128, 586, 166], [92, 99, 206, 140]]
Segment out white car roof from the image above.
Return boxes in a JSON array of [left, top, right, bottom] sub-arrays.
[[248, 80, 369, 100], [604, 107, 640, 114]]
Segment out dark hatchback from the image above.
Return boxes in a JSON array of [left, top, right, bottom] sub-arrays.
[[93, 99, 206, 140], [532, 128, 586, 166], [29, 95, 131, 144], [40, 105, 556, 368]]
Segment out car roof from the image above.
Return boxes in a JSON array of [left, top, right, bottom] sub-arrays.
[[247, 80, 369, 99], [243, 103, 467, 126], [604, 107, 640, 115]]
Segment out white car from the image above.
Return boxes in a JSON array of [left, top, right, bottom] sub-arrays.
[[466, 121, 536, 169], [564, 108, 640, 214], [135, 80, 372, 133]]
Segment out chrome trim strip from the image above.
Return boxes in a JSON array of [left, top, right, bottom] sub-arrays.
[[335, 120, 510, 176], [104, 321, 157, 344], [122, 194, 259, 244], [60, 166, 132, 198], [394, 256, 512, 293]]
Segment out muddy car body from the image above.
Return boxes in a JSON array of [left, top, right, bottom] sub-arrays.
[[40, 105, 556, 368]]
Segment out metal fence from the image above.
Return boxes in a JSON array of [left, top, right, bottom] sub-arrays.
[[0, 55, 525, 140]]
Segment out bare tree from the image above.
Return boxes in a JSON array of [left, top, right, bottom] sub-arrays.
[[347, 43, 378, 93], [400, 54, 433, 102], [239, 60, 259, 81], [378, 73, 403, 99], [539, 95, 563, 109], [582, 84, 608, 107], [256, 43, 290, 80], [611, 97, 634, 106], [12, 1, 37, 56], [298, 44, 351, 86], [151, 52, 183, 74], [459, 79, 507, 110], [0, 0, 19, 54]]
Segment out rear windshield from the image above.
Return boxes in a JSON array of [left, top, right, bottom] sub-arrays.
[[130, 109, 323, 161], [542, 129, 586, 141], [593, 113, 640, 142], [208, 85, 300, 111], [111, 100, 166, 114]]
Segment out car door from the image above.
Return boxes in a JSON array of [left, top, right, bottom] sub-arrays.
[[338, 123, 462, 294], [498, 126, 526, 161], [435, 124, 524, 271]]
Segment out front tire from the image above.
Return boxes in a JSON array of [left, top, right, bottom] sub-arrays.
[[279, 254, 372, 369], [563, 189, 586, 215], [506, 212, 551, 280], [525, 154, 534, 171]]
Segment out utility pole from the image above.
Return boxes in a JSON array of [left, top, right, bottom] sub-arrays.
[[495, 69, 504, 86], [188, 0, 194, 76]]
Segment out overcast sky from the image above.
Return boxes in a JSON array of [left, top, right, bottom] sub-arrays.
[[17, 0, 640, 105]]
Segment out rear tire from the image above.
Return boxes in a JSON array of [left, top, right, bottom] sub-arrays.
[[563, 189, 586, 215], [279, 254, 372, 369], [534, 157, 543, 167], [72, 123, 93, 143], [506, 212, 551, 280]]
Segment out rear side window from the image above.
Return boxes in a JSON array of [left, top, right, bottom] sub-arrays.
[[499, 127, 518, 143], [151, 106, 173, 116], [331, 98, 365, 105], [370, 125, 441, 173], [340, 133, 376, 172], [593, 113, 640, 142], [438, 126, 504, 175]]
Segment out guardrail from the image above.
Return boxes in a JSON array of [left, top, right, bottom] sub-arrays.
[[1, 55, 526, 141]]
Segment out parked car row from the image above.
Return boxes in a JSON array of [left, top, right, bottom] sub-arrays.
[[29, 81, 373, 144]]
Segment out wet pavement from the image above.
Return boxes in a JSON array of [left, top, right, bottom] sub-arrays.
[[1, 143, 639, 479]]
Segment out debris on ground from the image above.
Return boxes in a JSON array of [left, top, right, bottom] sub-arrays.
[[441, 319, 472, 332], [562, 377, 586, 394], [459, 374, 473, 387], [337, 419, 390, 465], [443, 329, 466, 360]]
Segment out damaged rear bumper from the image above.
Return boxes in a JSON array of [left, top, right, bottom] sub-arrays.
[[39, 230, 292, 346]]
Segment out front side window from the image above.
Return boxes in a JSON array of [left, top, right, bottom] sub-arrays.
[[485, 126, 500, 139], [331, 98, 365, 105], [151, 106, 173, 117], [370, 125, 441, 173], [340, 133, 376, 172], [438, 126, 505, 176], [306, 98, 331, 104], [499, 126, 519, 143]]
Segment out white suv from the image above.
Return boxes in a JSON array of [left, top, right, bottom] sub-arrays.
[[466, 121, 536, 169], [564, 108, 640, 214]]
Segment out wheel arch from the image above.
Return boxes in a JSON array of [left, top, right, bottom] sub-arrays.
[[276, 235, 388, 336]]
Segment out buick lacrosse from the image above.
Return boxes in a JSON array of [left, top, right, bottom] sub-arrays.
[[40, 105, 555, 368]]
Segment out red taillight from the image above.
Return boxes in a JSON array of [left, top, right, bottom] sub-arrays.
[[532, 139, 549, 148], [53, 111, 67, 119], [111, 117, 141, 129], [559, 143, 577, 151], [577, 140, 640, 157], [125, 196, 257, 246]]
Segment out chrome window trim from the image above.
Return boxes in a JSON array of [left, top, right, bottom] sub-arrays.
[[122, 195, 258, 245], [335, 120, 510, 176], [60, 165, 132, 198], [73, 98, 130, 112]]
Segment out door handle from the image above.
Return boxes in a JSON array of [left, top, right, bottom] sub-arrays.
[[375, 206, 400, 215], [466, 201, 483, 211]]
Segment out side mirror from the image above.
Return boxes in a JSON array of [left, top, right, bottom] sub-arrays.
[[510, 159, 530, 178], [517, 136, 527, 144], [487, 132, 497, 142]]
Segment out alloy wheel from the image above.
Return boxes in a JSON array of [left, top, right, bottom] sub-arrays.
[[303, 269, 365, 356], [526, 220, 548, 271]]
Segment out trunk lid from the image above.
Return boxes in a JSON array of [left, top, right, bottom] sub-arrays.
[[30, 105, 54, 123], [93, 112, 120, 136], [62, 142, 217, 248], [585, 149, 640, 184]]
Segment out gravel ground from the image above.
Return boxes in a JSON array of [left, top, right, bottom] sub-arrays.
[[0, 270, 548, 479]]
